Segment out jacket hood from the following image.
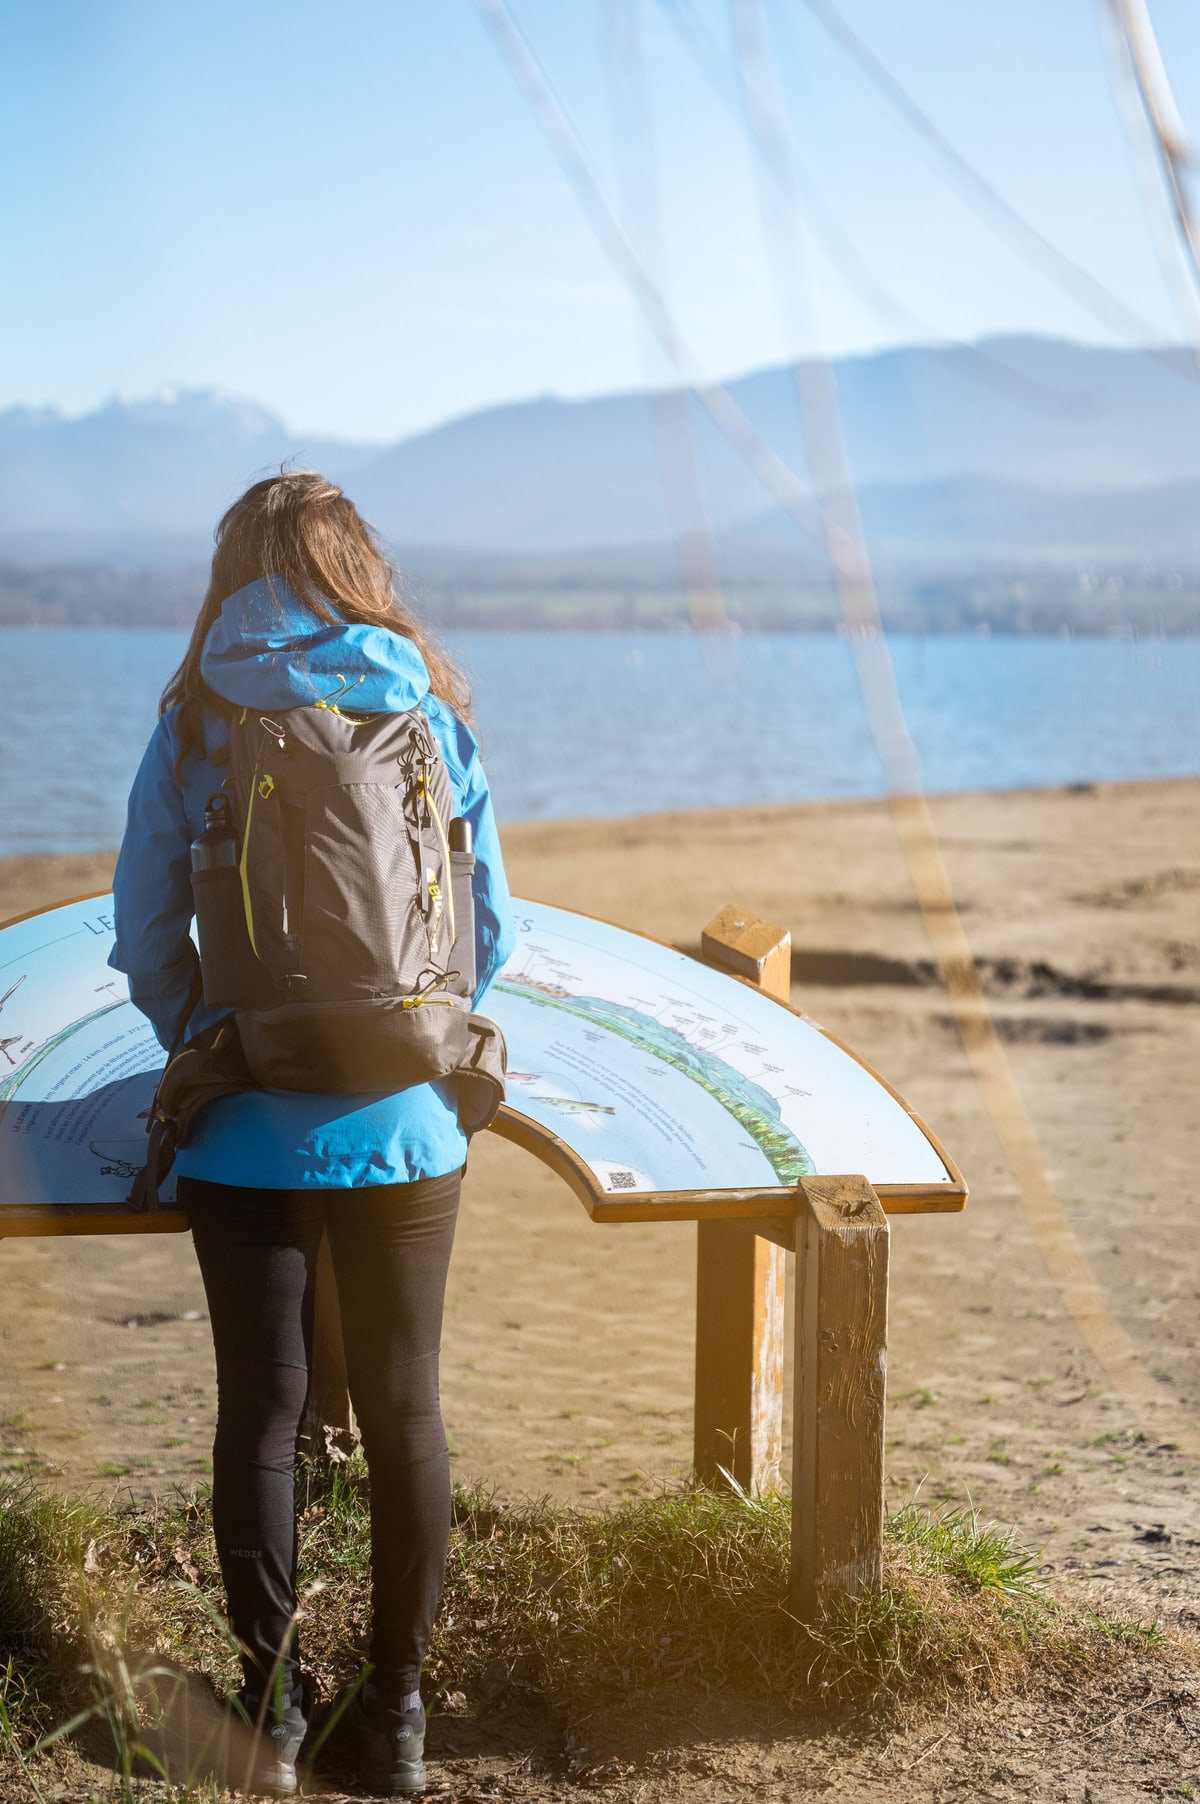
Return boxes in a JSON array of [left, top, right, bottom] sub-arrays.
[[200, 577, 431, 714]]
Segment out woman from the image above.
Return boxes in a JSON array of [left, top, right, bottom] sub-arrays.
[[110, 471, 514, 1796]]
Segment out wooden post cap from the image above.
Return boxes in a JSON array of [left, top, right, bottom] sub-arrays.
[[701, 905, 791, 1002]]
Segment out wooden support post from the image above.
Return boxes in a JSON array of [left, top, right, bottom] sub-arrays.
[[302, 1231, 355, 1453], [694, 1223, 787, 1491], [694, 904, 791, 1494], [790, 1175, 889, 1616]]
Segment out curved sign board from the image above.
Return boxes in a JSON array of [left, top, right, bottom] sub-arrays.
[[489, 902, 963, 1221], [0, 896, 964, 1236]]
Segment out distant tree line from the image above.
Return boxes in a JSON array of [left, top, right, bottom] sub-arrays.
[[0, 562, 206, 627], [1, 560, 1197, 635]]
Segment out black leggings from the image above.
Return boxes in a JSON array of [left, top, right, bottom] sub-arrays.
[[181, 1169, 461, 1707]]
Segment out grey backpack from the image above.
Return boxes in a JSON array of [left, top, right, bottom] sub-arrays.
[[189, 695, 506, 1122]]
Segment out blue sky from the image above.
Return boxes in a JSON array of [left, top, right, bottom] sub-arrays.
[[3, 0, 1198, 441]]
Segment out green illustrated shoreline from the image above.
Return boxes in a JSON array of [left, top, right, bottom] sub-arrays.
[[496, 982, 813, 1185], [0, 1001, 128, 1106]]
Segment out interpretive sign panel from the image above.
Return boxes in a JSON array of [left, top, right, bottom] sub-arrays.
[[489, 902, 961, 1217], [0, 897, 170, 1228], [0, 895, 963, 1234]]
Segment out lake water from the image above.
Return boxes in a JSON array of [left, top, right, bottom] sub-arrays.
[[0, 627, 1195, 857]]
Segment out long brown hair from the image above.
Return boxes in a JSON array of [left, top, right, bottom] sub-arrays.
[[161, 470, 471, 770]]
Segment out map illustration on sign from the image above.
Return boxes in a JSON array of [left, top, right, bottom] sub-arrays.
[[0, 894, 962, 1234], [495, 941, 813, 1192], [0, 898, 170, 1224], [488, 903, 957, 1204]]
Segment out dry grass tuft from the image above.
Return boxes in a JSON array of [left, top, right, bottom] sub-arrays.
[[0, 1465, 1188, 1799]]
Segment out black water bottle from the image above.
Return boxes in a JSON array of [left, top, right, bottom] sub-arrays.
[[448, 817, 477, 999], [190, 793, 252, 1006]]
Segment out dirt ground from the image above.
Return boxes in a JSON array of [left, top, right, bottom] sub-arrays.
[[1, 778, 1198, 1800]]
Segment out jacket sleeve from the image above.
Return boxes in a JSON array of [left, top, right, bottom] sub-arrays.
[[108, 714, 223, 1051], [452, 726, 515, 1007]]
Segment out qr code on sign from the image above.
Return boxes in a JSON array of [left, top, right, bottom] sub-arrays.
[[607, 1170, 637, 1191]]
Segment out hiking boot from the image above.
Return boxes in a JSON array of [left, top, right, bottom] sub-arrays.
[[235, 1690, 309, 1798], [348, 1690, 427, 1795]]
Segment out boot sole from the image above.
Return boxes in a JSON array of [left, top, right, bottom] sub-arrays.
[[254, 1758, 299, 1796], [363, 1754, 427, 1794]]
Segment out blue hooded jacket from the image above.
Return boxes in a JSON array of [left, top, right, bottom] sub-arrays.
[[109, 579, 515, 1188]]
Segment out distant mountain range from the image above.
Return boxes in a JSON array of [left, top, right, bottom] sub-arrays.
[[4, 337, 1200, 611]]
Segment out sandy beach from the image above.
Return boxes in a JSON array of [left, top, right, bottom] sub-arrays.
[[1, 777, 1198, 1796], [1, 777, 1196, 1606]]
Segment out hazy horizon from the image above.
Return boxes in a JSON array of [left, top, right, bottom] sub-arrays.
[[5, 326, 1196, 451]]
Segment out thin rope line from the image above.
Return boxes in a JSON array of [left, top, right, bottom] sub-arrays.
[[1101, 0, 1200, 357], [798, 0, 1193, 376], [603, 0, 735, 639], [655, 0, 1073, 414], [477, 0, 1200, 1454], [473, 0, 822, 545], [732, 0, 1200, 1459]]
